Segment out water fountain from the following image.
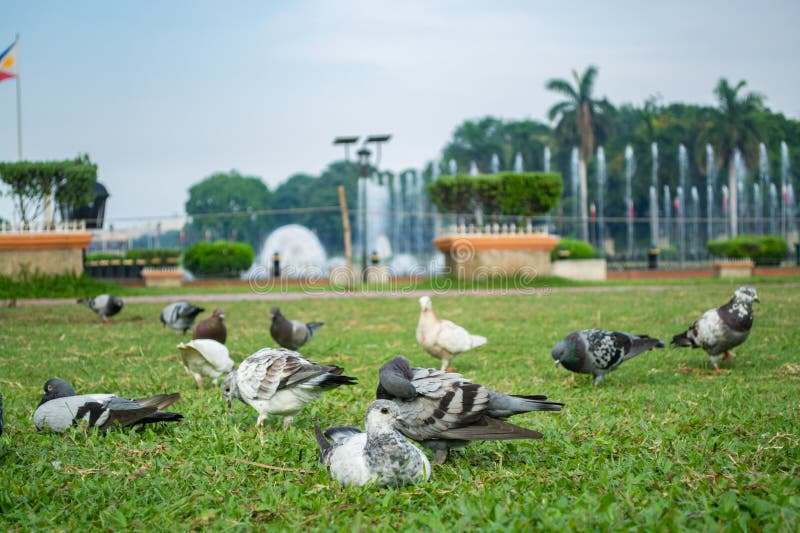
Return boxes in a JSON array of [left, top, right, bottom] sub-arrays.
[[624, 144, 634, 258], [780, 141, 790, 236], [690, 186, 699, 257], [753, 183, 762, 235], [721, 185, 730, 237], [705, 144, 716, 242], [769, 183, 779, 235], [734, 148, 747, 235], [758, 143, 770, 235], [663, 185, 671, 246], [570, 147, 580, 235], [651, 143, 659, 247], [514, 152, 524, 172], [596, 147, 606, 251], [543, 146, 551, 173], [448, 159, 457, 175], [678, 144, 688, 265], [490, 153, 500, 174], [259, 224, 327, 277], [469, 161, 479, 176]]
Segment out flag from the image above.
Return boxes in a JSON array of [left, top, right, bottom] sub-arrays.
[[0, 38, 19, 84]]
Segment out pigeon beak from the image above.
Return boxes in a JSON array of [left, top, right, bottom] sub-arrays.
[[754, 297, 761, 303], [554, 360, 561, 367], [226, 397, 232, 408]]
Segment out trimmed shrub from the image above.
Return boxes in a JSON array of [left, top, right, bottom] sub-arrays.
[[707, 235, 788, 265], [183, 241, 254, 277], [125, 249, 181, 262], [0, 270, 118, 299], [551, 238, 597, 260]]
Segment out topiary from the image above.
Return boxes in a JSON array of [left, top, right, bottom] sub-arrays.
[[182, 241, 255, 278], [706, 235, 788, 265], [551, 238, 597, 260]]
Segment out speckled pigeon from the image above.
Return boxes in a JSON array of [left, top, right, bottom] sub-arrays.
[[416, 296, 487, 371], [77, 294, 124, 323], [314, 400, 431, 487], [193, 308, 227, 344], [33, 378, 183, 433], [177, 339, 234, 388], [221, 347, 356, 429], [671, 286, 759, 371], [269, 307, 323, 351], [376, 355, 563, 464], [551, 329, 665, 385], [160, 301, 205, 334]]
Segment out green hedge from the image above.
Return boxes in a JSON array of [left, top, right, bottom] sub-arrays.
[[551, 238, 597, 260], [428, 172, 563, 216], [183, 241, 254, 277], [0, 270, 118, 299], [85, 248, 181, 264], [707, 235, 788, 265]]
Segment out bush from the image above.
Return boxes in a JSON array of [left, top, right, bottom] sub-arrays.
[[551, 238, 597, 260], [707, 235, 788, 265], [0, 270, 119, 299], [125, 248, 181, 262], [183, 241, 254, 277], [85, 252, 124, 262], [428, 172, 563, 217]]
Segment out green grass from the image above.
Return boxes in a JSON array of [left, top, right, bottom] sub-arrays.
[[1, 285, 798, 531]]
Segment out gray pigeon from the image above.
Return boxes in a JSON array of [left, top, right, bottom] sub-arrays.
[[160, 301, 205, 334], [77, 294, 124, 323], [552, 329, 665, 385], [671, 286, 760, 371], [269, 307, 323, 351], [221, 347, 357, 429], [33, 378, 183, 433], [314, 400, 431, 487], [376, 355, 563, 464]]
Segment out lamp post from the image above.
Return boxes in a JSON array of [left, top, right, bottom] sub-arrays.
[[357, 147, 371, 278]]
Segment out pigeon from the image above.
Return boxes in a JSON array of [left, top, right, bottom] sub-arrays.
[[77, 294, 124, 323], [376, 355, 563, 464], [177, 339, 234, 388], [314, 400, 431, 487], [221, 347, 357, 428], [416, 296, 487, 371], [160, 301, 205, 334], [551, 329, 665, 385], [671, 286, 760, 371], [193, 308, 227, 344], [33, 378, 183, 433], [269, 307, 324, 351]]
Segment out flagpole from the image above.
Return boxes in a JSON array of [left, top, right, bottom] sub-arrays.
[[15, 33, 22, 160]]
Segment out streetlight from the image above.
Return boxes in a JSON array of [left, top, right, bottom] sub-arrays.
[[357, 147, 372, 278], [333, 136, 360, 160]]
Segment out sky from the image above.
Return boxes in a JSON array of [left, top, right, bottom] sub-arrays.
[[1, 0, 798, 226]]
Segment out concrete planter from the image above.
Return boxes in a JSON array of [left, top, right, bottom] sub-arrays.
[[713, 260, 754, 278], [141, 267, 185, 287], [0, 231, 92, 277], [551, 258, 608, 281], [433, 233, 558, 279]]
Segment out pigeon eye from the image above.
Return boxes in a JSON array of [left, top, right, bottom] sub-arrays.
[[380, 407, 389, 414], [47, 385, 52, 391]]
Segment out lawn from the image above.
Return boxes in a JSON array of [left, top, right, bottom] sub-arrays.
[[0, 283, 798, 531]]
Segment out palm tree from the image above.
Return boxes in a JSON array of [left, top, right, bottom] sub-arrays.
[[546, 66, 614, 241], [706, 78, 763, 237]]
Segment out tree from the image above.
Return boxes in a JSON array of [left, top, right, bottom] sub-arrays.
[[546, 66, 614, 240], [704, 78, 764, 237], [184, 171, 272, 249]]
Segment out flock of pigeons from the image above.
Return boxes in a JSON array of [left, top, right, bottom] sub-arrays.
[[5, 285, 760, 487]]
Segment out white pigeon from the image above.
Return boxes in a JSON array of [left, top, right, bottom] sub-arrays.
[[220, 347, 357, 429], [416, 296, 487, 371], [177, 339, 234, 388], [672, 286, 760, 371], [314, 400, 431, 487]]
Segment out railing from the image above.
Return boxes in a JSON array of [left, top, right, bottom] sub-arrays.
[[0, 220, 87, 233], [440, 221, 550, 236]]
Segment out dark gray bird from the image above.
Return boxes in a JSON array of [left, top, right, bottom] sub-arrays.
[[160, 301, 205, 334], [33, 378, 183, 433], [552, 329, 665, 385], [672, 286, 760, 371], [193, 308, 227, 344], [269, 307, 323, 351], [221, 347, 356, 429], [376, 355, 563, 464], [314, 400, 431, 487], [77, 294, 124, 323]]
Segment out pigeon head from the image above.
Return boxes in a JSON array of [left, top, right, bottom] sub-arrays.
[[378, 356, 417, 400], [39, 378, 77, 406], [365, 400, 401, 433], [418, 296, 433, 312], [212, 308, 225, 319], [220, 371, 239, 408], [733, 286, 760, 304], [269, 307, 282, 320], [551, 337, 579, 367]]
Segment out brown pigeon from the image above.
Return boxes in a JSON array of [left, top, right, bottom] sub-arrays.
[[193, 308, 227, 344]]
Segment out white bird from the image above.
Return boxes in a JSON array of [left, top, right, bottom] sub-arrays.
[[314, 400, 431, 487], [177, 339, 234, 388], [416, 296, 487, 371], [160, 301, 205, 334], [220, 347, 357, 429]]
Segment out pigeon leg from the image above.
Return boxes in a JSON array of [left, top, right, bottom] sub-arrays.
[[194, 375, 204, 389], [722, 352, 732, 362], [713, 362, 721, 372], [102, 316, 110, 325], [433, 448, 449, 465], [593, 374, 604, 387], [440, 359, 449, 372], [256, 414, 266, 427], [282, 416, 294, 429]]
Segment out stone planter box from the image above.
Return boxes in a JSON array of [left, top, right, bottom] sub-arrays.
[[141, 267, 185, 288], [433, 234, 558, 279], [551, 258, 608, 281], [713, 260, 754, 278], [0, 231, 92, 277]]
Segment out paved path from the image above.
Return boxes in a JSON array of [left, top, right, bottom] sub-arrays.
[[13, 282, 797, 307]]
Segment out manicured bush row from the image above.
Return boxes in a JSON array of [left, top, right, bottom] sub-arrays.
[[551, 238, 597, 260], [706, 235, 788, 265], [182, 241, 254, 277]]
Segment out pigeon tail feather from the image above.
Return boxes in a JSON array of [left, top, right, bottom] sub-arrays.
[[306, 322, 324, 336], [131, 411, 184, 426], [624, 336, 667, 360], [470, 335, 488, 348], [487, 391, 564, 417], [316, 373, 358, 389]]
